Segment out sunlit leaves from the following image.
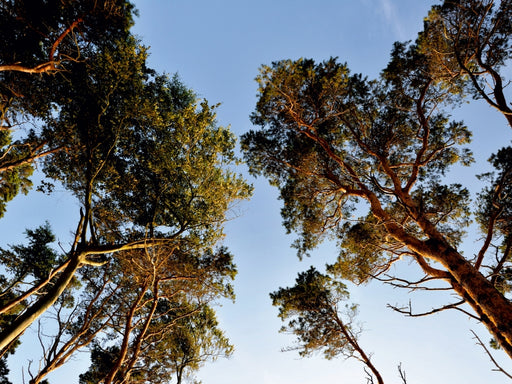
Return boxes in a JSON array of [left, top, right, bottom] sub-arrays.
[[76, 244, 237, 383], [242, 55, 474, 262]]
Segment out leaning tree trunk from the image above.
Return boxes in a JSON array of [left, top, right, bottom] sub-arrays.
[[367, 193, 512, 357], [426, 239, 512, 358], [0, 252, 82, 353]]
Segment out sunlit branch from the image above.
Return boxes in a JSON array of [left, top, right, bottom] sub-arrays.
[[405, 79, 432, 194], [490, 239, 512, 287], [388, 299, 479, 321], [0, 145, 63, 173], [0, 259, 71, 316], [0, 18, 83, 75]]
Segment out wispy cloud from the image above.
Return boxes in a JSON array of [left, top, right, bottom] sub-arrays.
[[378, 0, 407, 40]]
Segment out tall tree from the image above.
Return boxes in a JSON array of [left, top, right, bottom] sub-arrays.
[[90, 245, 235, 384], [0, 0, 251, 380], [271, 267, 386, 384], [0, 33, 250, 354], [242, 0, 512, 362], [29, 244, 235, 384], [419, 0, 512, 128], [161, 305, 234, 384], [0, 0, 135, 216]]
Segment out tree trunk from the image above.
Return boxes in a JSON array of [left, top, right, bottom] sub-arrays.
[[369, 193, 512, 357], [103, 283, 148, 384], [426, 239, 512, 358], [0, 253, 82, 353]]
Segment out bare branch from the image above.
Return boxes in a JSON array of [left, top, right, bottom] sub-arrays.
[[471, 330, 512, 380], [388, 299, 480, 321], [398, 363, 408, 384]]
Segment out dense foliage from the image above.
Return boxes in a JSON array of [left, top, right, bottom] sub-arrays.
[[242, 0, 512, 378], [0, 0, 251, 382]]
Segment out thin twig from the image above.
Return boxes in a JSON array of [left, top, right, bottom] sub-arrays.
[[471, 330, 512, 380]]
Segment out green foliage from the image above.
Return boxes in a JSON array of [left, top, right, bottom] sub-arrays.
[[421, 0, 512, 76], [40, 43, 251, 247], [412, 182, 472, 245], [79, 344, 121, 384], [476, 146, 512, 236], [244, 0, 512, 363], [0, 222, 58, 284], [418, 0, 512, 124], [0, 1, 251, 379], [0, 129, 34, 218], [329, 218, 390, 284], [147, 305, 233, 384], [0, 0, 136, 214], [475, 146, 512, 296], [99, 74, 252, 244], [242, 54, 473, 262], [271, 267, 359, 359], [75, 245, 237, 384], [0, 357, 12, 384]]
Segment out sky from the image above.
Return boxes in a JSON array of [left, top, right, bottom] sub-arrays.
[[3, 1, 512, 383]]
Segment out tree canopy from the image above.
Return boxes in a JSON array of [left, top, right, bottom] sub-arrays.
[[242, 0, 512, 373], [0, 0, 135, 217], [0, 0, 251, 382], [3, 0, 512, 382]]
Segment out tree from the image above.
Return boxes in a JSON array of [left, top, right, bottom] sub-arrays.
[[162, 305, 234, 384], [0, 13, 250, 358], [0, 0, 134, 75], [24, 261, 116, 384], [0, 1, 251, 381], [241, 0, 512, 364], [75, 245, 235, 384], [0, 223, 64, 356], [271, 267, 386, 384], [0, 0, 135, 216], [419, 0, 512, 128]]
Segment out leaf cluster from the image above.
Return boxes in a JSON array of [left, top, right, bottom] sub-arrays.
[[242, 53, 473, 262], [271, 267, 358, 359]]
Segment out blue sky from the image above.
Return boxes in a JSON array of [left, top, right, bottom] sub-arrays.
[[3, 1, 512, 383]]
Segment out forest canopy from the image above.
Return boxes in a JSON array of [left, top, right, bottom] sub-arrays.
[[242, 0, 512, 381], [1, 0, 512, 383], [0, 1, 250, 383]]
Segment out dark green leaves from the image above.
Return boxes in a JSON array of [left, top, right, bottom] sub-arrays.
[[271, 267, 358, 359], [0, 222, 58, 284]]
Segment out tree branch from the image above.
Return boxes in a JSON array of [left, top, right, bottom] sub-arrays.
[[0, 18, 83, 75], [388, 299, 480, 321], [471, 330, 512, 380]]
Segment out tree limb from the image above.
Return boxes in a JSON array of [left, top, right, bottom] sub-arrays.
[[471, 330, 512, 380]]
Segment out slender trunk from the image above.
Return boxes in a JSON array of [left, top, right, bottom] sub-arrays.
[[120, 281, 160, 384], [0, 259, 71, 316], [176, 365, 184, 384], [103, 283, 148, 384], [332, 313, 384, 384], [0, 253, 82, 353], [28, 284, 113, 384]]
